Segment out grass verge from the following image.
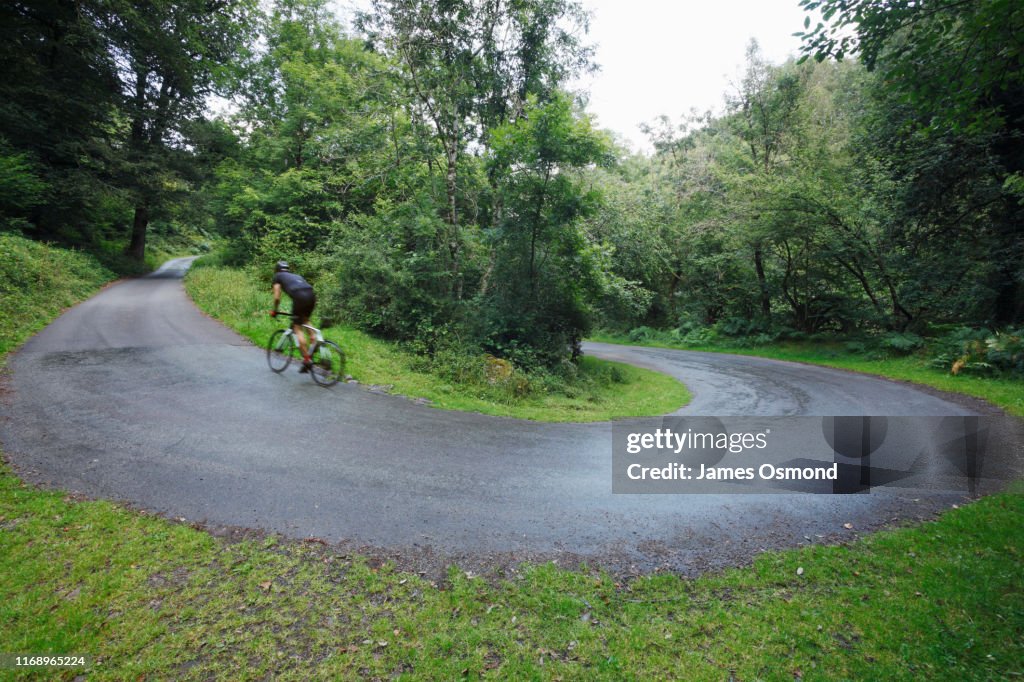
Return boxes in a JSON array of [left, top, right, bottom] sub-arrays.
[[1, 243, 1021, 679], [591, 332, 1024, 417], [0, 231, 198, 359], [1, 466, 1020, 680], [184, 264, 690, 422], [0, 233, 117, 358]]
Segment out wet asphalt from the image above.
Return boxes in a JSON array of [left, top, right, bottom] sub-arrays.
[[1, 257, 1018, 575]]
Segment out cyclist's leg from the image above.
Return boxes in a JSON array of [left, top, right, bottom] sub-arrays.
[[293, 320, 310, 359], [290, 291, 316, 367]]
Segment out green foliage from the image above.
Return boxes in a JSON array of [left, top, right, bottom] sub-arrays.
[[321, 200, 461, 345], [0, 146, 47, 231], [0, 0, 257, 259], [589, 25, 1023, 339], [8, 0, 1021, 374], [201, 0, 610, 370], [0, 0, 126, 243], [798, 0, 1024, 326], [482, 93, 613, 368], [4, 449, 1019, 679], [627, 326, 657, 343], [878, 331, 925, 354], [798, 0, 1024, 135], [929, 326, 1024, 377], [185, 264, 690, 420], [0, 234, 115, 356], [355, 0, 598, 313]]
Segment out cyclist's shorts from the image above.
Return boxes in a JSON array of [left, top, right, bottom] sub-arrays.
[[290, 290, 316, 323]]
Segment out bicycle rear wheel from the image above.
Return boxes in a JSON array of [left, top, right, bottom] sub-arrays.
[[310, 340, 346, 387], [267, 329, 299, 372]]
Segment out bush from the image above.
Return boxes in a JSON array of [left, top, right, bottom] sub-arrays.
[[681, 326, 718, 345], [879, 331, 926, 354], [628, 326, 658, 342], [844, 340, 869, 354], [414, 346, 535, 401], [752, 332, 779, 345], [985, 328, 1024, 373], [928, 326, 1024, 376], [714, 316, 767, 337]]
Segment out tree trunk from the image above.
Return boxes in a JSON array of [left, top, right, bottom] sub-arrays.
[[127, 203, 148, 261], [885, 280, 913, 330], [754, 245, 771, 318], [444, 141, 462, 299]]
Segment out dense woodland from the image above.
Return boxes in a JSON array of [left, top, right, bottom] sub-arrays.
[[2, 0, 1022, 375]]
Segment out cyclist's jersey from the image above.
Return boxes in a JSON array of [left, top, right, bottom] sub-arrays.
[[272, 271, 313, 298]]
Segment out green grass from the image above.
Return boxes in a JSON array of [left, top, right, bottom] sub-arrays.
[[0, 233, 116, 357], [1, 242, 1022, 679], [184, 264, 691, 422], [1, 465, 1021, 680], [0, 232, 200, 359], [591, 332, 1024, 417]]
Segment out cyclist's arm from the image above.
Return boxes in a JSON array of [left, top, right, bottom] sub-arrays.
[[272, 282, 282, 313]]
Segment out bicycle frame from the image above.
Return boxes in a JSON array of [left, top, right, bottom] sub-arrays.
[[269, 321, 344, 386], [281, 323, 325, 345]]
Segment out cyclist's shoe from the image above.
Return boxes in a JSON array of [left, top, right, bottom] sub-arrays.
[[299, 360, 313, 374]]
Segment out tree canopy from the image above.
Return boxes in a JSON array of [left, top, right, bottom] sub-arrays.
[[2, 0, 1021, 372]]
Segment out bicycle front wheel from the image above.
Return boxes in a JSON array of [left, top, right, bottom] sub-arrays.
[[267, 329, 299, 372], [310, 340, 346, 387]]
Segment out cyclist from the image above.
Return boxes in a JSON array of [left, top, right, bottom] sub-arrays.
[[270, 261, 317, 373]]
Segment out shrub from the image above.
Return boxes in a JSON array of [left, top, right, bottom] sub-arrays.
[[753, 332, 779, 345], [928, 326, 1024, 376], [628, 326, 658, 342], [681, 326, 718, 345], [715, 316, 758, 337], [844, 340, 869, 354], [984, 328, 1024, 374], [879, 331, 926, 354]]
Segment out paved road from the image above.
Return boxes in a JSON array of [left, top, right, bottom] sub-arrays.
[[1, 258, 1017, 574]]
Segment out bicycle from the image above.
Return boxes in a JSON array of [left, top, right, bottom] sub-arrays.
[[266, 314, 346, 387]]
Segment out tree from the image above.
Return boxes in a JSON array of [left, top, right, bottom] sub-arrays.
[[484, 93, 612, 365], [798, 0, 1024, 134], [725, 41, 805, 321], [102, 0, 257, 259], [798, 0, 1024, 323], [213, 0, 419, 271], [357, 0, 595, 299], [0, 0, 121, 239]]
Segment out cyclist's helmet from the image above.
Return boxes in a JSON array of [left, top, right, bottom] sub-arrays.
[[275, 260, 290, 273]]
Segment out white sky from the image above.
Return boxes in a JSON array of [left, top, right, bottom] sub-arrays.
[[573, 0, 810, 152], [335, 0, 811, 153]]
